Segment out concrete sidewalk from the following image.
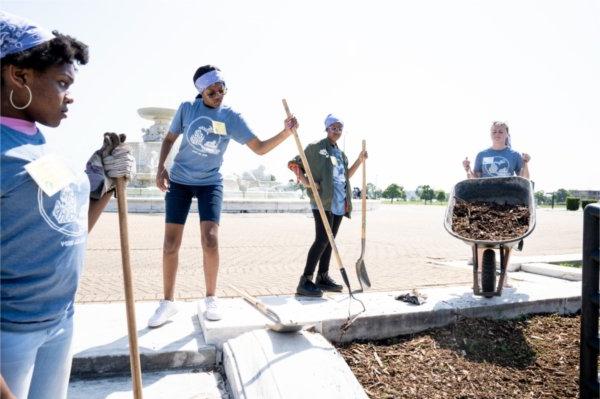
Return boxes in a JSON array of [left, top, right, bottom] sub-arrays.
[[68, 268, 581, 398]]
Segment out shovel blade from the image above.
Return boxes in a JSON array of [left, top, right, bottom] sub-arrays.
[[269, 323, 303, 333], [355, 257, 371, 288]]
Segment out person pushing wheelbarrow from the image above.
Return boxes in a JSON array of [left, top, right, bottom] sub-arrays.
[[446, 121, 535, 297]]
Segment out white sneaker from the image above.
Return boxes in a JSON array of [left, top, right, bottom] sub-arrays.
[[148, 300, 178, 328], [204, 296, 222, 321]]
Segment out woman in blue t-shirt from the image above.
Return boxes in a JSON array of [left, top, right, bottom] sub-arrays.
[[463, 121, 530, 179], [0, 12, 132, 399], [148, 65, 298, 327], [460, 121, 532, 287]]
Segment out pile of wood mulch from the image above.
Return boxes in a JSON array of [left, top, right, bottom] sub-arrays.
[[451, 199, 530, 241], [337, 315, 580, 399]]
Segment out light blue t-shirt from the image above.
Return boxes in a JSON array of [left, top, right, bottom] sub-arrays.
[[1, 125, 90, 332], [169, 100, 257, 186], [474, 147, 523, 178], [330, 147, 347, 216]]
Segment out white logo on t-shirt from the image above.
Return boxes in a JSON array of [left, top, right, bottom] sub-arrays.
[[482, 156, 511, 176], [186, 116, 222, 155], [38, 181, 87, 237]]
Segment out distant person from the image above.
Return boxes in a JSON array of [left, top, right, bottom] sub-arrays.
[[0, 12, 132, 399], [463, 121, 530, 179], [148, 65, 298, 327], [460, 121, 531, 285], [288, 114, 367, 296]]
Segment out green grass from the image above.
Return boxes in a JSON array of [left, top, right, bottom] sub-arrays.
[[550, 260, 582, 268], [381, 200, 448, 206]]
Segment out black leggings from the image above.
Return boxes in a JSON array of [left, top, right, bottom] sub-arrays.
[[303, 209, 344, 277]]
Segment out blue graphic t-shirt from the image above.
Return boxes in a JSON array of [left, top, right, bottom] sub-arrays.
[[169, 100, 257, 186], [330, 147, 347, 216], [474, 147, 523, 178], [1, 125, 89, 332]]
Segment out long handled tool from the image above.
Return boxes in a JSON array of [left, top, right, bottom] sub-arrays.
[[355, 140, 371, 291], [283, 99, 353, 292], [228, 284, 303, 333], [283, 100, 365, 333], [116, 178, 143, 399]]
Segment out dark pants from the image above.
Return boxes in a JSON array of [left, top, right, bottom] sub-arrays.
[[303, 209, 344, 277]]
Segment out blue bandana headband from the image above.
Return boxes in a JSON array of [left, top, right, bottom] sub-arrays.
[[0, 11, 54, 59], [324, 114, 344, 130], [194, 69, 225, 94]]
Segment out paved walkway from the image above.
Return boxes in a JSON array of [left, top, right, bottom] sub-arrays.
[[78, 205, 582, 302]]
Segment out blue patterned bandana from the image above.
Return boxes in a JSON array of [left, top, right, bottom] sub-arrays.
[[0, 11, 54, 59], [324, 114, 344, 130]]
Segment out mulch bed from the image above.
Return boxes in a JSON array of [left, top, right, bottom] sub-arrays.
[[337, 314, 580, 399], [451, 200, 530, 241]]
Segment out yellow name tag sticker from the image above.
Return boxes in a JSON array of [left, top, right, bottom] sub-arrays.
[[212, 121, 227, 136], [331, 156, 338, 166], [25, 154, 76, 197]]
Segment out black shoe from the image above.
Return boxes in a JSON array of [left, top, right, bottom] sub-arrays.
[[315, 273, 343, 292], [296, 276, 323, 297]]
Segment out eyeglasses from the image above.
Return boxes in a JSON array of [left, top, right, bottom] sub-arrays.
[[328, 126, 343, 132], [205, 87, 227, 99]]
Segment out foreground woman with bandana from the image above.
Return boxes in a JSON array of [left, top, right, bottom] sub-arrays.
[[0, 12, 133, 399], [148, 65, 298, 326], [288, 114, 367, 297]]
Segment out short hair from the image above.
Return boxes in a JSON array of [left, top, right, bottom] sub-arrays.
[[1, 31, 88, 72]]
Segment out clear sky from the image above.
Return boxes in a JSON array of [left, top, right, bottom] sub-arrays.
[[3, 0, 599, 193]]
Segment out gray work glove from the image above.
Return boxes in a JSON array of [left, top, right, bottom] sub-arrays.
[[86, 133, 135, 199]]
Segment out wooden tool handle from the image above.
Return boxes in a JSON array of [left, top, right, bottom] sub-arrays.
[[228, 284, 272, 316], [283, 99, 344, 271], [361, 140, 366, 240], [116, 178, 143, 399]]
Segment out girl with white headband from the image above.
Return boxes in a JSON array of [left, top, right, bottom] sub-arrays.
[[148, 65, 298, 326], [0, 11, 132, 399], [288, 114, 367, 297]]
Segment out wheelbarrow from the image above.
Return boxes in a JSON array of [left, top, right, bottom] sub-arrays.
[[444, 176, 536, 297]]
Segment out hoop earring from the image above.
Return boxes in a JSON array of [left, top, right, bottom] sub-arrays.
[[9, 85, 33, 110]]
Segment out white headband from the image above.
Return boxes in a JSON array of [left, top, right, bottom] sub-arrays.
[[194, 69, 225, 94]]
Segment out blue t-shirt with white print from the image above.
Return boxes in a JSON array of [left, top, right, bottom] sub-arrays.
[[1, 125, 89, 332], [474, 147, 523, 178], [168, 100, 257, 186], [330, 147, 347, 216]]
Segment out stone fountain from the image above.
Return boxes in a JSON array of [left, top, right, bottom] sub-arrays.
[[127, 107, 175, 195]]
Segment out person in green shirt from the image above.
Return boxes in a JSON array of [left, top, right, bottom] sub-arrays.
[[289, 114, 367, 297]]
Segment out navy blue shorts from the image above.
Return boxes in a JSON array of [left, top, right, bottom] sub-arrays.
[[165, 182, 223, 225]]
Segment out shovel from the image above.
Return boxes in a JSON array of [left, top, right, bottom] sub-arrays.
[[115, 178, 143, 399], [228, 284, 303, 333], [355, 140, 371, 291]]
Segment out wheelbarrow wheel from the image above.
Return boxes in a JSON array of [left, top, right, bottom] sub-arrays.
[[482, 249, 496, 297]]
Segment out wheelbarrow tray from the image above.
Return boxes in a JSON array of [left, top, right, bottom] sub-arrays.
[[444, 176, 537, 248]]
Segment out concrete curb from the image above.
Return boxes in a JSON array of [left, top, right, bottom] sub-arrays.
[[199, 274, 581, 348], [70, 302, 216, 379], [520, 262, 582, 281], [103, 198, 381, 214], [223, 330, 368, 399], [71, 272, 581, 378]]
